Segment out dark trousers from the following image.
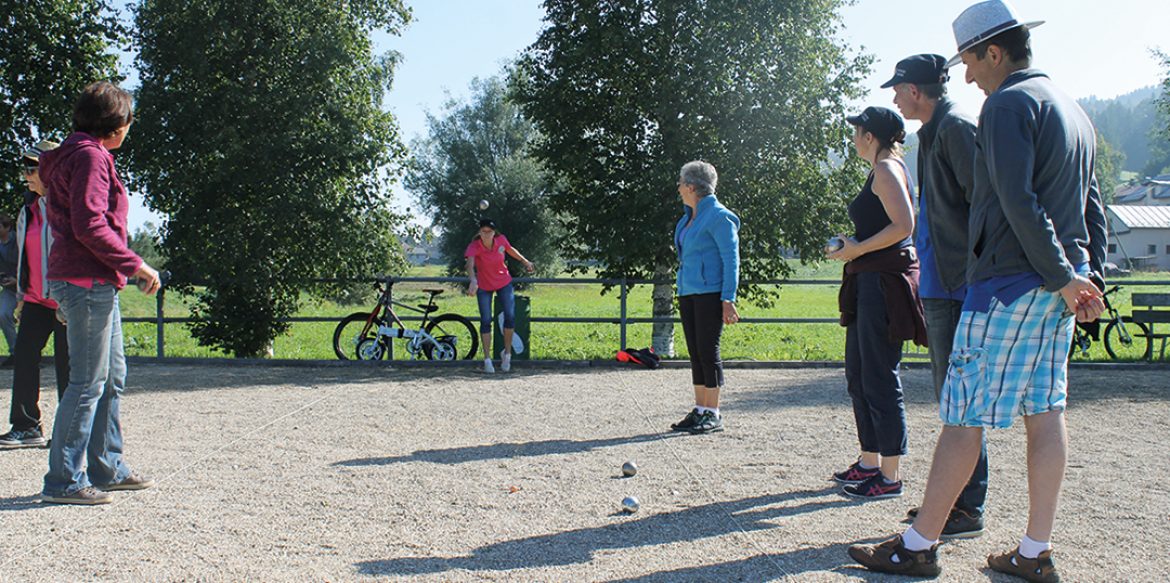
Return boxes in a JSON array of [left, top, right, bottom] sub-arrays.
[[844, 272, 907, 457], [678, 293, 723, 388], [8, 301, 69, 431], [923, 298, 989, 516]]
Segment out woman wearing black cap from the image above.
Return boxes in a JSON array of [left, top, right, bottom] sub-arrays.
[[828, 106, 926, 500], [465, 218, 535, 373]]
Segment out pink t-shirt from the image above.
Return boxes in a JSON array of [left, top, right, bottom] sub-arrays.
[[465, 234, 513, 292], [23, 204, 58, 309]]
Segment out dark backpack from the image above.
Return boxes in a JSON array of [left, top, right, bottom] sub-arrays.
[[616, 347, 661, 369]]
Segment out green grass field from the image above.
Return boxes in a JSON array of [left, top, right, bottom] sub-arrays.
[[114, 264, 1170, 362]]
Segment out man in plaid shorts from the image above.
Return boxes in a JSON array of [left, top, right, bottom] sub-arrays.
[[848, 1, 1108, 581]]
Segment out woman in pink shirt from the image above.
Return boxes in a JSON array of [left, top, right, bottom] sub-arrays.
[[0, 141, 69, 449], [465, 218, 534, 373]]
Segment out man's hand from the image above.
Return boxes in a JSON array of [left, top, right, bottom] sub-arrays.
[[1058, 275, 1105, 323]]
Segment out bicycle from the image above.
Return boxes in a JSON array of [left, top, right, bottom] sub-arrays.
[[1070, 285, 1151, 360], [333, 279, 479, 361]]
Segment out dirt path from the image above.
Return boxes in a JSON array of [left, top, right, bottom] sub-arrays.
[[0, 363, 1165, 581]]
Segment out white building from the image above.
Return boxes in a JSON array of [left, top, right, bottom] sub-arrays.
[[1106, 205, 1170, 271]]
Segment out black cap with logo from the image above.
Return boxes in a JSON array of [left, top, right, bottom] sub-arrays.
[[880, 54, 950, 88], [846, 106, 906, 145]]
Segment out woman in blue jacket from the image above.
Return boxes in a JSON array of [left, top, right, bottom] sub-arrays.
[[669, 160, 740, 435]]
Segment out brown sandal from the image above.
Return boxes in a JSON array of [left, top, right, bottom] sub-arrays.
[[987, 546, 1061, 583]]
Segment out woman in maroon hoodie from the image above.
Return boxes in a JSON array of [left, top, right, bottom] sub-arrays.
[[39, 81, 162, 505]]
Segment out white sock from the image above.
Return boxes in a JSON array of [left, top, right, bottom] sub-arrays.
[[900, 526, 937, 553], [858, 460, 878, 470], [696, 406, 711, 415], [708, 407, 720, 417], [1018, 534, 1051, 559]]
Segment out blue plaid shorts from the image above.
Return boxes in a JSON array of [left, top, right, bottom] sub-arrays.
[[940, 287, 1074, 428]]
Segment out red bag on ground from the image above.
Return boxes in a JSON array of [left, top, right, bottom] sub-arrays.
[[615, 347, 661, 369]]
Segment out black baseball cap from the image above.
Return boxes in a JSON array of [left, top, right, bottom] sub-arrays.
[[880, 54, 950, 88], [478, 217, 497, 230], [846, 106, 905, 144]]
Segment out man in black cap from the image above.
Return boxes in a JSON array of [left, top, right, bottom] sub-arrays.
[[886, 53, 986, 540], [848, 1, 1107, 580]]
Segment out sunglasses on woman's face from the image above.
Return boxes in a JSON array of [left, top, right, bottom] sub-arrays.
[[21, 163, 38, 175]]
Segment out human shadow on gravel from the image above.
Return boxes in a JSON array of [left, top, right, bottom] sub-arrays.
[[0, 494, 45, 512], [601, 541, 901, 582], [333, 432, 680, 467], [355, 487, 852, 577]]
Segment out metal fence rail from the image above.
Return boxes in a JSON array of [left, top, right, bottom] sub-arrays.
[[122, 275, 1170, 359]]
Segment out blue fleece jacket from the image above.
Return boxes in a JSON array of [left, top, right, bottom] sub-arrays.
[[674, 194, 740, 301]]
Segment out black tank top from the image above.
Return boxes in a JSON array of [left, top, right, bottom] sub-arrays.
[[848, 162, 913, 251]]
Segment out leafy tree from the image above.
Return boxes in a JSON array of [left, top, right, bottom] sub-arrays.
[[128, 221, 166, 270], [406, 74, 560, 283], [128, 0, 413, 357], [0, 0, 124, 205], [1094, 133, 1125, 203], [513, 0, 868, 354], [1148, 50, 1170, 177]]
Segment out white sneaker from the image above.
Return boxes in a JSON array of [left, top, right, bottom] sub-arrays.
[[482, 357, 495, 373], [501, 353, 512, 372]]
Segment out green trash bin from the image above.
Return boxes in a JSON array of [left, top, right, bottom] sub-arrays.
[[493, 294, 530, 360]]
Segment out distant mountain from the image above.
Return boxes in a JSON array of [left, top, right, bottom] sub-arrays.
[[1081, 86, 1159, 113], [1079, 85, 1168, 174]]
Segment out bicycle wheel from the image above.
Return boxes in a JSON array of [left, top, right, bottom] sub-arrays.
[[426, 314, 479, 360], [1104, 318, 1151, 361], [333, 312, 380, 360]]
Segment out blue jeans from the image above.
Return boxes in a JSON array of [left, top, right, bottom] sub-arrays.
[[476, 283, 515, 334], [923, 298, 989, 516], [42, 281, 131, 496]]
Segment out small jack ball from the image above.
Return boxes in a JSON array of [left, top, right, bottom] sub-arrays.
[[479, 200, 490, 210], [622, 461, 638, 477]]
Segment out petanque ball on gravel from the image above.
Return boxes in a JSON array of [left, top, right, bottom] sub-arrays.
[[621, 496, 640, 513], [622, 461, 638, 477]]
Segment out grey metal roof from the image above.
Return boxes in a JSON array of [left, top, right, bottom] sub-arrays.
[[1107, 204, 1170, 230]]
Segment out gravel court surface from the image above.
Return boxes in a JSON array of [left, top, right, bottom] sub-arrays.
[[0, 363, 1166, 582]]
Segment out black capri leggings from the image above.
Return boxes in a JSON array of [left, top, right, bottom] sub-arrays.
[[678, 293, 724, 388]]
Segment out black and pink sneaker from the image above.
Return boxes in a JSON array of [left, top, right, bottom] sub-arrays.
[[832, 460, 880, 484], [843, 473, 903, 500]]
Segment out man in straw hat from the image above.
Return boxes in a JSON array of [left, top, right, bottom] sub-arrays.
[[848, 1, 1107, 581]]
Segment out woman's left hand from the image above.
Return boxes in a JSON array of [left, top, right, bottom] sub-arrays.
[[722, 301, 740, 325], [827, 235, 862, 262], [524, 260, 535, 273]]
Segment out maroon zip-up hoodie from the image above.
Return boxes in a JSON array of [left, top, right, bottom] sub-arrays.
[[38, 132, 142, 289]]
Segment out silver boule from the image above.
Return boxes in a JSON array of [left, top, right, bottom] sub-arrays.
[[621, 496, 640, 513], [824, 236, 845, 254], [621, 461, 638, 477], [479, 199, 490, 210]]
